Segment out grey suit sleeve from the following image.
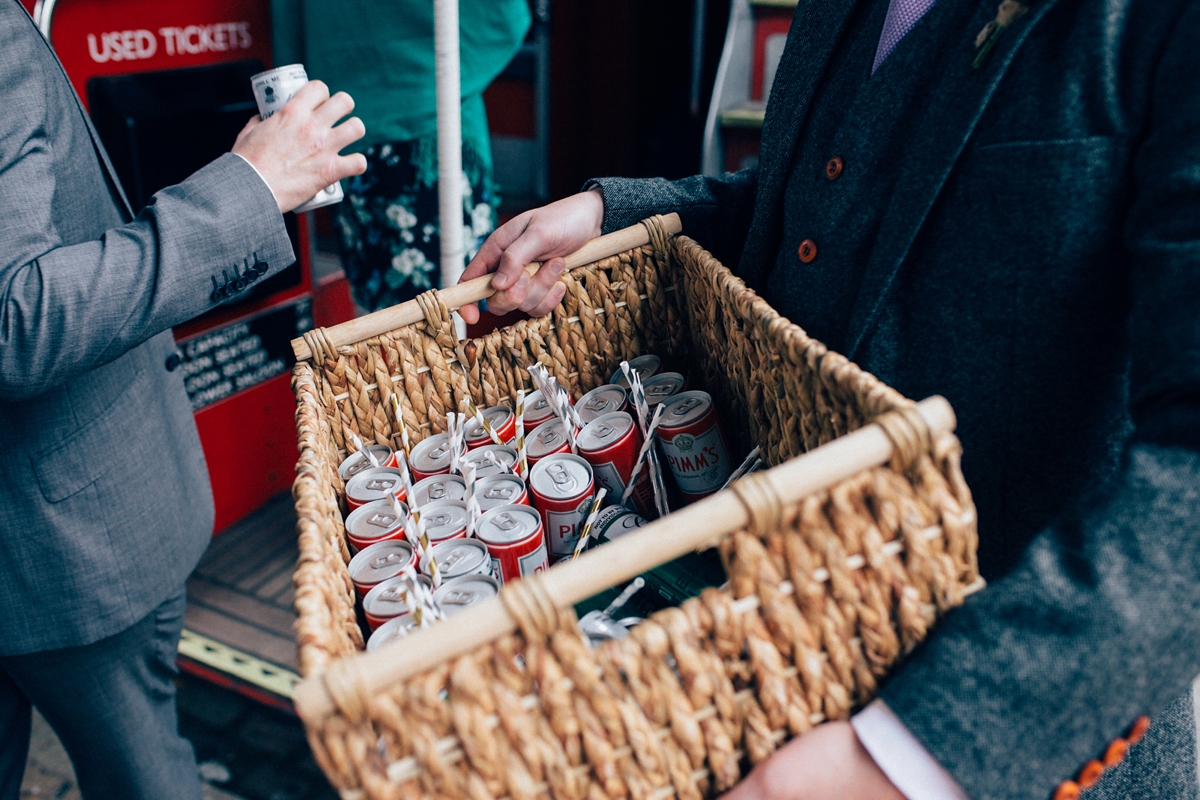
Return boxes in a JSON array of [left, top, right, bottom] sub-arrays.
[[879, 7, 1200, 799], [589, 167, 759, 269]]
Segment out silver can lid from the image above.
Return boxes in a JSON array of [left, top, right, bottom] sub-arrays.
[[576, 385, 627, 424], [428, 538, 489, 579], [463, 445, 518, 478], [642, 373, 685, 407], [348, 540, 414, 584], [411, 474, 467, 507], [366, 613, 420, 651], [529, 453, 593, 500], [476, 504, 542, 545], [345, 499, 408, 542], [432, 573, 500, 615], [362, 575, 424, 617], [659, 390, 714, 430], [527, 419, 570, 459], [417, 499, 469, 541], [611, 355, 662, 388], [523, 389, 556, 424], [464, 405, 513, 442], [410, 433, 452, 474], [577, 412, 636, 454], [345, 467, 404, 504], [338, 444, 394, 481], [474, 474, 526, 511]]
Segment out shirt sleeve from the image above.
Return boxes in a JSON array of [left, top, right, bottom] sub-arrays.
[[851, 700, 972, 800]]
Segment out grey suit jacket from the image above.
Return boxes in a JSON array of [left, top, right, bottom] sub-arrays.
[[0, 1, 294, 655], [595, 0, 1200, 797]]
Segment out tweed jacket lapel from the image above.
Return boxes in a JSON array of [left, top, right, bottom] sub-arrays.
[[843, 0, 1063, 361], [737, 0, 862, 290]]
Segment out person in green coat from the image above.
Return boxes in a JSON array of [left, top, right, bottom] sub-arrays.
[[272, 0, 530, 311]]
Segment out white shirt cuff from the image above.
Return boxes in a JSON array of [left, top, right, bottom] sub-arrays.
[[851, 699, 972, 800], [232, 153, 279, 207]]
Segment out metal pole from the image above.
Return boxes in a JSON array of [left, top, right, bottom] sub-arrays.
[[435, 0, 465, 294]]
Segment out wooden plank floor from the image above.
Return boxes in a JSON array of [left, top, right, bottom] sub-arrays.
[[186, 493, 300, 672]]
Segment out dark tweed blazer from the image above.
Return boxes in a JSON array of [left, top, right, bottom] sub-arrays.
[[595, 0, 1200, 797]]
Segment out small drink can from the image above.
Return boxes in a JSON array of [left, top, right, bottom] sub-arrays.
[[410, 433, 453, 481], [522, 389, 558, 428], [366, 613, 419, 651], [416, 499, 470, 544], [345, 466, 406, 510], [410, 473, 467, 507], [575, 384, 629, 425], [611, 355, 662, 389], [432, 573, 501, 616], [362, 574, 431, 630], [656, 391, 732, 501], [526, 418, 572, 465], [642, 372, 686, 408], [250, 64, 344, 211], [528, 454, 595, 559], [589, 505, 649, 547], [344, 498, 409, 552], [474, 473, 529, 512], [338, 444, 397, 483], [462, 444, 518, 478], [464, 405, 517, 448], [577, 411, 654, 517], [428, 539, 493, 581], [348, 540, 415, 597], [476, 503, 548, 584]]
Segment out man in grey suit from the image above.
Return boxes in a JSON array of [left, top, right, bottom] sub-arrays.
[[462, 0, 1200, 798], [0, 2, 365, 798]]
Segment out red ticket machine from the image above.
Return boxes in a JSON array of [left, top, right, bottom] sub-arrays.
[[24, 0, 353, 534]]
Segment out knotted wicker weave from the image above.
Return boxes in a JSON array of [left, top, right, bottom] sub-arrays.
[[290, 218, 980, 799]]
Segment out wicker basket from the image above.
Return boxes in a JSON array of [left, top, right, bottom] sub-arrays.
[[288, 216, 981, 800]]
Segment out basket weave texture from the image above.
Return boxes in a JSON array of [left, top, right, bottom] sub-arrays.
[[290, 220, 980, 799]]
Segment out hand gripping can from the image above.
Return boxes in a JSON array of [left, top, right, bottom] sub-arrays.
[[250, 64, 344, 211], [344, 498, 409, 552], [348, 540, 415, 597], [362, 574, 432, 630], [427, 539, 493, 581], [528, 453, 595, 559], [345, 466, 407, 511], [338, 444, 397, 482], [475, 504, 548, 584], [416, 499, 470, 544], [432, 573, 501, 617], [464, 405, 517, 448], [575, 384, 630, 425], [526, 418, 572, 466], [474, 473, 529, 512], [522, 389, 558, 428], [642, 372, 686, 408], [611, 355, 662, 389], [577, 411, 654, 517], [656, 391, 733, 502], [410, 433, 453, 481], [462, 444, 518, 478], [410, 473, 467, 507]]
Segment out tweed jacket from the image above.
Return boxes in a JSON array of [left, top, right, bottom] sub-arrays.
[[595, 0, 1200, 797], [0, 1, 294, 654]]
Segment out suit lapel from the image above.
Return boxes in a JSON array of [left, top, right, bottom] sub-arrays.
[[738, 0, 862, 290], [843, 0, 1063, 361]]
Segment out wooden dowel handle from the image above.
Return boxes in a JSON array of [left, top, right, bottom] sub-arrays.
[[291, 396, 958, 726], [291, 213, 683, 361]]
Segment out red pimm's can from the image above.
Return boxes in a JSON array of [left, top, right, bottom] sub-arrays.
[[416, 499, 470, 545], [611, 354, 662, 389], [575, 384, 629, 425], [522, 389, 558, 428], [642, 372, 686, 409], [528, 453, 595, 559], [475, 503, 548, 584], [362, 574, 431, 630], [474, 473, 529, 512], [338, 443, 398, 482], [347, 540, 414, 598], [409, 433, 452, 481], [577, 411, 654, 518], [464, 405, 517, 449], [410, 474, 467, 507], [526, 419, 572, 466], [344, 466, 407, 511], [344, 498, 409, 552], [656, 390, 733, 502]]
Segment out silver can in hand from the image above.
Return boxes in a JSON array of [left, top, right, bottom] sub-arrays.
[[250, 64, 345, 212]]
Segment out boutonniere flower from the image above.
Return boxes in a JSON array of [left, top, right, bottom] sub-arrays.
[[973, 1, 1029, 69]]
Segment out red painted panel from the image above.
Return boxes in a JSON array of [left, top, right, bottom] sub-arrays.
[[751, 10, 792, 101], [312, 272, 356, 329], [484, 78, 536, 138]]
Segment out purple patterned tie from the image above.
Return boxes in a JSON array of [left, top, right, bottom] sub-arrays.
[[872, 0, 939, 73]]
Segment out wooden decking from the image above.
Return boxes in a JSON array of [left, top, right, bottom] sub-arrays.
[[185, 493, 300, 672]]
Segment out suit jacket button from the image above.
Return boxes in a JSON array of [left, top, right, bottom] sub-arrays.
[[1103, 738, 1128, 766], [165, 353, 182, 372], [1053, 781, 1081, 800], [798, 239, 818, 263], [826, 157, 844, 180], [1127, 715, 1150, 744]]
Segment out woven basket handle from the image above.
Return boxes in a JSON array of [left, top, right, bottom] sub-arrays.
[[291, 213, 683, 362]]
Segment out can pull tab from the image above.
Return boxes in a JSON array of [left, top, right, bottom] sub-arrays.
[[538, 428, 563, 446], [427, 512, 451, 528], [380, 586, 409, 603], [428, 482, 448, 500], [366, 513, 398, 529], [430, 445, 449, 459], [442, 549, 464, 569], [494, 512, 519, 531], [370, 553, 405, 569], [594, 423, 616, 441], [547, 463, 577, 490], [365, 478, 396, 491], [584, 397, 610, 412], [670, 397, 702, 419], [440, 590, 474, 606]]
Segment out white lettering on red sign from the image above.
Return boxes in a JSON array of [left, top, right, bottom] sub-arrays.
[[86, 22, 252, 64]]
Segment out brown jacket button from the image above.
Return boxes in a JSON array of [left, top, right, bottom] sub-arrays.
[[826, 157, 844, 180], [1053, 781, 1081, 800], [798, 239, 818, 263]]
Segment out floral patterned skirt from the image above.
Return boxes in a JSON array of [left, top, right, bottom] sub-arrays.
[[334, 136, 497, 312]]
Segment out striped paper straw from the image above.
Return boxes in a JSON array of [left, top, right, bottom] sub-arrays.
[[348, 431, 380, 467], [465, 397, 505, 446], [464, 463, 479, 538], [390, 395, 412, 460], [620, 405, 665, 506], [571, 488, 607, 560], [396, 450, 416, 507], [412, 509, 441, 589], [721, 446, 763, 490], [514, 389, 528, 478]]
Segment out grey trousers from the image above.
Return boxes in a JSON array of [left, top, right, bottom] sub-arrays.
[[0, 591, 203, 800]]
